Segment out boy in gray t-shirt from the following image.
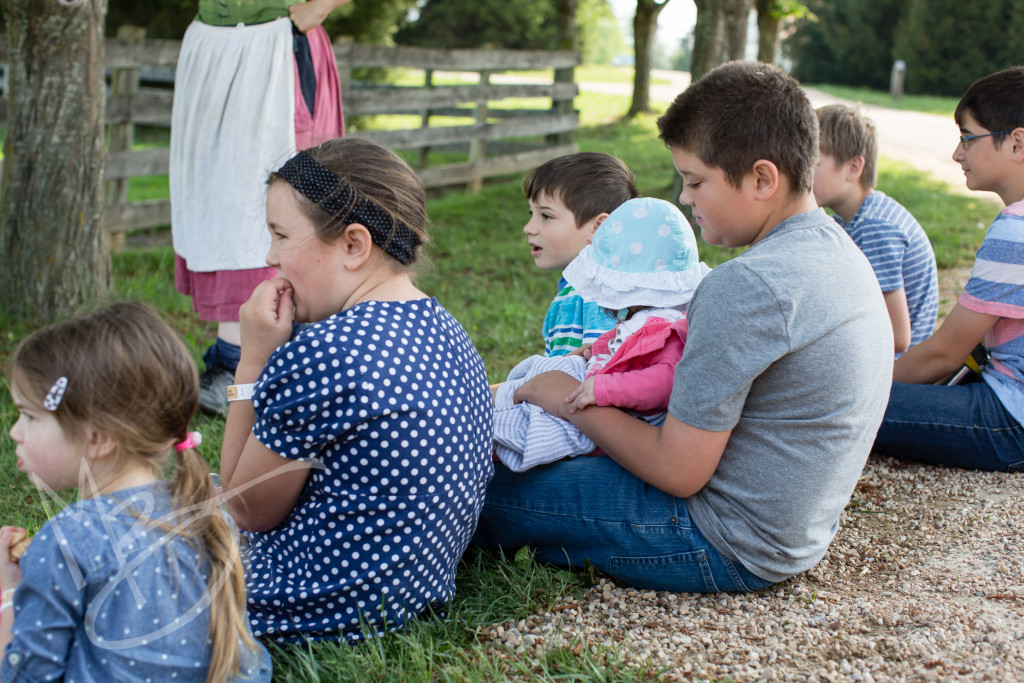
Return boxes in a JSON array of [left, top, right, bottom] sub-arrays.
[[474, 62, 893, 592]]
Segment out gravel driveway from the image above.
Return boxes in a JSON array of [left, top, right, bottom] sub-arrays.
[[484, 456, 1023, 681]]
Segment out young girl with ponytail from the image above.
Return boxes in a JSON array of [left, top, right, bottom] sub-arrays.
[[0, 301, 270, 682]]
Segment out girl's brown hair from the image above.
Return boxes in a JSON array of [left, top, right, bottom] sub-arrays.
[[268, 137, 429, 268], [9, 301, 255, 683]]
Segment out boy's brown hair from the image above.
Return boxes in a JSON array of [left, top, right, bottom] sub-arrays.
[[955, 66, 1024, 148], [816, 104, 878, 190], [522, 152, 640, 227], [657, 61, 819, 195]]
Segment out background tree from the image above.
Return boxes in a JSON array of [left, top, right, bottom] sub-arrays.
[[784, 0, 907, 91], [894, 0, 1013, 96], [396, 0, 559, 49], [690, 0, 752, 82], [0, 0, 111, 322], [626, 0, 672, 117], [754, 0, 809, 64], [578, 0, 627, 65], [396, 0, 621, 63]]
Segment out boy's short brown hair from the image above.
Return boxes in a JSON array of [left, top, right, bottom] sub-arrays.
[[955, 66, 1024, 148], [522, 152, 640, 227], [816, 104, 878, 190], [657, 61, 818, 194]]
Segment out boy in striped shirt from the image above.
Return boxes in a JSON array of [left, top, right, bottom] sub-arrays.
[[813, 104, 939, 354], [521, 153, 640, 356], [874, 67, 1024, 472]]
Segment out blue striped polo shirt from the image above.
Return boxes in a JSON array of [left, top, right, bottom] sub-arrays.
[[834, 191, 939, 352]]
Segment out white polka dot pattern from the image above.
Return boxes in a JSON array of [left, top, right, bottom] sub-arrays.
[[245, 298, 494, 642]]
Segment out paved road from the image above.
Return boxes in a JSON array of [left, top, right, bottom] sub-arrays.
[[581, 69, 1001, 204]]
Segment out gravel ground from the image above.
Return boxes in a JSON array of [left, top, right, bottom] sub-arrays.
[[485, 457, 1024, 682], [483, 267, 1023, 681]]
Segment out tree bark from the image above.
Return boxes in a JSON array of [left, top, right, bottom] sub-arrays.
[[690, 0, 752, 82], [627, 0, 670, 118], [755, 0, 781, 64], [0, 0, 111, 323]]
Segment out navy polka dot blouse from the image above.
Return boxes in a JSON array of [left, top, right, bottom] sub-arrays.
[[244, 298, 494, 642]]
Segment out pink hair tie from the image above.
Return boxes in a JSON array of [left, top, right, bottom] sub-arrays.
[[175, 431, 203, 452]]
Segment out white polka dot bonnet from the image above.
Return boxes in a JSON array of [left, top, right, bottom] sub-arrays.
[[563, 196, 711, 310], [276, 150, 421, 265]]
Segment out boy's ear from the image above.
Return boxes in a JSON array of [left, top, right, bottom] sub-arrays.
[[1007, 128, 1024, 162], [751, 159, 781, 199], [581, 212, 608, 241], [340, 224, 374, 268], [846, 155, 866, 181]]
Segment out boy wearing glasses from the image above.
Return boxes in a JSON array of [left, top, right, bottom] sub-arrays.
[[874, 66, 1024, 472], [813, 104, 939, 355]]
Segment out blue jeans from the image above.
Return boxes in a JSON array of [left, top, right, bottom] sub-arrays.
[[874, 381, 1024, 472], [472, 456, 774, 593]]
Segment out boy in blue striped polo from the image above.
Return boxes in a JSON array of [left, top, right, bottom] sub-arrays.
[[874, 66, 1024, 472], [813, 104, 939, 355]]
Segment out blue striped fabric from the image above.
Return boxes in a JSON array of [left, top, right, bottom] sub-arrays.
[[834, 191, 939, 351], [541, 278, 617, 356], [961, 200, 1024, 425]]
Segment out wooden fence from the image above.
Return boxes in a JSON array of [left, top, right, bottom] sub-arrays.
[[0, 34, 579, 235]]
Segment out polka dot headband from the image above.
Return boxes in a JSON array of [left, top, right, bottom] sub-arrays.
[[276, 150, 421, 265]]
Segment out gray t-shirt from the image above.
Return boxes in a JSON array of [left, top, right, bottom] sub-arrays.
[[669, 208, 893, 583]]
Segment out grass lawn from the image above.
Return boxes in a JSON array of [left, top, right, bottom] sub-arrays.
[[0, 81, 1000, 680], [806, 84, 959, 118]]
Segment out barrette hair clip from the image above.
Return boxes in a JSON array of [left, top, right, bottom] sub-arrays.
[[44, 377, 69, 412]]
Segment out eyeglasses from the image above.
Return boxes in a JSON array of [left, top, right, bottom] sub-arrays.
[[959, 130, 1012, 149]]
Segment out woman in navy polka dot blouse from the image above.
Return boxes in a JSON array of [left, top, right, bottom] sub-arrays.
[[218, 138, 494, 642]]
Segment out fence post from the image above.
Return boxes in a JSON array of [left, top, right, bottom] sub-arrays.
[[467, 70, 490, 194], [334, 35, 352, 99], [549, 63, 576, 147], [104, 25, 145, 252], [890, 59, 906, 101], [419, 69, 434, 168]]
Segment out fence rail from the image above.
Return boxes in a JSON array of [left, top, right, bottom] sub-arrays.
[[0, 35, 579, 235]]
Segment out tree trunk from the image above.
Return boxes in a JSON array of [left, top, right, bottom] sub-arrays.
[[627, 0, 670, 118], [0, 0, 111, 323], [755, 0, 781, 64], [690, 0, 753, 82]]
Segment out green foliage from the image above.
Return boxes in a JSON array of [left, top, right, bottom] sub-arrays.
[[322, 0, 418, 45], [893, 0, 1017, 97], [786, 0, 1021, 97], [396, 0, 561, 50], [577, 0, 627, 66], [102, 0, 415, 44], [107, 0, 195, 38], [784, 0, 911, 91], [395, 0, 626, 64]]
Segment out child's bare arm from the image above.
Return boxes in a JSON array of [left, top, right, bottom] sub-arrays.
[[893, 303, 997, 383], [0, 526, 25, 655], [883, 288, 912, 354]]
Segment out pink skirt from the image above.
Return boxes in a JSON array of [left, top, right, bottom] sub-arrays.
[[175, 24, 344, 322]]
